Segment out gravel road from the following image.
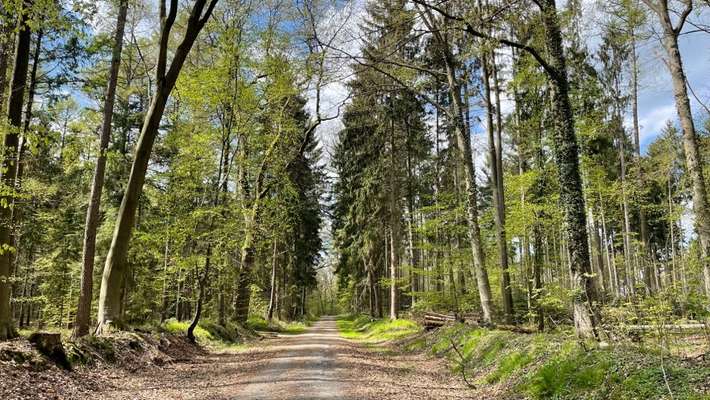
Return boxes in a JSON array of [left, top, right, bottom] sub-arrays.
[[95, 316, 472, 400]]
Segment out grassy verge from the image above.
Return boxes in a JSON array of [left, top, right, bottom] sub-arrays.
[[338, 315, 710, 400], [245, 316, 309, 334], [336, 314, 421, 342]]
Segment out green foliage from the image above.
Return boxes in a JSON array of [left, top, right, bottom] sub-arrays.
[[245, 315, 307, 334], [337, 315, 421, 342], [411, 323, 710, 400], [162, 319, 213, 343], [525, 345, 611, 399]]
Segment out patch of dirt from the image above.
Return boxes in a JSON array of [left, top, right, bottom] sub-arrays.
[[0, 331, 209, 400]]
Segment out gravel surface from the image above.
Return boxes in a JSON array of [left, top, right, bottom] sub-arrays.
[[3, 317, 474, 399]]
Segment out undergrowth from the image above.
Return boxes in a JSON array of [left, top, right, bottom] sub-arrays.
[[336, 314, 421, 342], [338, 315, 710, 400], [245, 316, 309, 334]]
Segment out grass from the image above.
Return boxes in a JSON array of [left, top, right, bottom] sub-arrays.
[[336, 314, 421, 342], [340, 315, 710, 400], [162, 319, 213, 342], [246, 316, 309, 334]]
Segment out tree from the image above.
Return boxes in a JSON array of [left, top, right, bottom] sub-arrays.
[[641, 0, 710, 297], [415, 0, 600, 337], [0, 0, 33, 340], [417, 3, 494, 323], [74, 0, 129, 338], [96, 0, 219, 333]]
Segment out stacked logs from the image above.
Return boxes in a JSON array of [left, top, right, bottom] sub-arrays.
[[422, 312, 481, 329]]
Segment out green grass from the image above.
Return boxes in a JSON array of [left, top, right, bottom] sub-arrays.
[[246, 316, 308, 334], [341, 315, 709, 400], [336, 314, 421, 342], [162, 319, 213, 342]]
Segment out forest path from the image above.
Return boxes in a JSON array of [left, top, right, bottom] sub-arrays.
[[98, 316, 472, 400]]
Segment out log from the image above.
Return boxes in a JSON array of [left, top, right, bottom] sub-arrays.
[[29, 332, 71, 370]]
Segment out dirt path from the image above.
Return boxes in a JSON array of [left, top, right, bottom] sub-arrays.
[[94, 317, 471, 400]]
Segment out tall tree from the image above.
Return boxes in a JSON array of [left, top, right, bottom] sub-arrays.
[[415, 0, 600, 337], [0, 0, 33, 340], [641, 0, 710, 296], [74, 0, 129, 338], [96, 0, 219, 333], [417, 4, 494, 323]]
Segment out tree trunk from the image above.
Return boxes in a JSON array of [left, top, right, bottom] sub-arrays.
[[388, 116, 400, 320], [618, 121, 635, 296], [75, 0, 128, 338], [483, 52, 514, 322], [96, 0, 218, 334], [267, 241, 278, 321], [187, 247, 211, 342], [233, 212, 255, 323], [630, 29, 653, 292], [649, 3, 710, 297], [415, 7, 493, 322], [8, 28, 42, 317], [540, 0, 599, 338], [0, 11, 14, 111], [0, 0, 32, 340], [532, 223, 544, 331]]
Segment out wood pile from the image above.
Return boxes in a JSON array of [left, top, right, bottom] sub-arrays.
[[421, 312, 481, 329], [422, 312, 457, 329]]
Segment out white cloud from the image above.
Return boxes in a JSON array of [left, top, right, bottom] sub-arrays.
[[636, 104, 676, 148]]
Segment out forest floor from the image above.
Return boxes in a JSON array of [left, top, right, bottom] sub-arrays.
[[1, 316, 472, 400]]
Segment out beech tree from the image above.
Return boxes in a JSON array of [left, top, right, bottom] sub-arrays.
[[96, 0, 219, 333], [74, 0, 129, 338], [641, 0, 710, 296]]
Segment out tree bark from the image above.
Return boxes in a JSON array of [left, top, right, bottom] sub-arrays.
[[0, 0, 32, 340], [74, 0, 128, 338], [483, 51, 514, 322], [630, 29, 653, 291], [0, 10, 14, 111], [388, 114, 400, 320], [187, 247, 211, 342], [96, 0, 219, 334], [540, 0, 599, 338], [267, 240, 278, 321], [643, 0, 710, 297]]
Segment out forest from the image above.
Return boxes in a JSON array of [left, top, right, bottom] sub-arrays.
[[0, 0, 709, 398]]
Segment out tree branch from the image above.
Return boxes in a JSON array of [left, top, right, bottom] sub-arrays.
[[674, 0, 693, 35], [411, 0, 557, 77]]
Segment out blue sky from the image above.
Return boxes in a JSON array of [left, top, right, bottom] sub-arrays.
[[635, 26, 709, 152]]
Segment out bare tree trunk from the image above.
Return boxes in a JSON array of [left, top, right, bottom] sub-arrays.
[[417, 8, 493, 322], [0, 0, 32, 340], [618, 123, 635, 296], [267, 240, 278, 321], [8, 28, 42, 318], [233, 218, 255, 323], [388, 116, 400, 320], [532, 223, 544, 331], [0, 7, 15, 111], [630, 28, 653, 292], [642, 0, 710, 297], [483, 51, 514, 322], [74, 0, 128, 338], [160, 238, 170, 322], [96, 0, 218, 334]]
